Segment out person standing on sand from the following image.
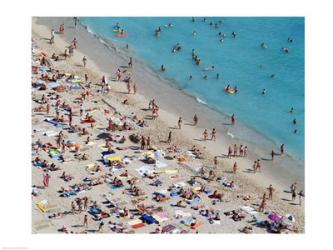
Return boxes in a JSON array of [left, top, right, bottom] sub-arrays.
[[50, 29, 55, 44], [228, 146, 232, 158], [98, 219, 104, 232], [147, 136, 151, 149], [72, 37, 77, 49], [73, 16, 80, 28], [128, 57, 133, 68], [46, 103, 50, 115], [244, 146, 248, 157], [82, 196, 88, 210], [211, 128, 216, 141], [231, 114, 236, 125], [271, 150, 275, 160], [256, 160, 261, 172], [43, 173, 50, 188], [83, 214, 88, 227], [233, 162, 238, 174], [140, 136, 146, 150], [280, 144, 285, 154], [214, 156, 218, 168], [253, 160, 257, 173], [291, 182, 297, 201], [233, 144, 237, 157], [239, 145, 244, 157], [71, 201, 76, 212], [167, 131, 172, 143], [178, 117, 182, 129], [133, 83, 137, 94], [82, 56, 87, 67], [298, 190, 304, 205], [193, 114, 198, 126], [203, 129, 208, 140], [267, 184, 274, 200], [258, 193, 267, 212]]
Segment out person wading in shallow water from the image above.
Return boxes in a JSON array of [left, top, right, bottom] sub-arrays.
[[231, 114, 236, 125]]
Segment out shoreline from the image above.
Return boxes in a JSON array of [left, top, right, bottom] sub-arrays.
[[31, 17, 304, 233], [36, 17, 304, 188], [81, 17, 305, 163]]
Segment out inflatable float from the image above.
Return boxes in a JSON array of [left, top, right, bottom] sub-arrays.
[[116, 33, 128, 38], [224, 86, 237, 94]]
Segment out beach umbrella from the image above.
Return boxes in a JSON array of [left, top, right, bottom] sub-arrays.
[[268, 212, 283, 223]]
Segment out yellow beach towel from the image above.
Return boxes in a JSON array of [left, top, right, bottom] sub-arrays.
[[36, 200, 48, 213]]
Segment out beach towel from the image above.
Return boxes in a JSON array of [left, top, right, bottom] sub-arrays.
[[170, 191, 180, 197], [131, 223, 145, 229], [89, 207, 101, 215], [106, 155, 121, 162], [80, 119, 96, 124], [43, 174, 50, 187], [154, 161, 168, 169], [186, 197, 201, 206], [60, 191, 77, 197], [111, 185, 123, 190], [48, 81, 61, 89], [162, 224, 176, 233], [136, 166, 153, 176], [191, 221, 203, 230], [154, 169, 178, 175], [268, 212, 283, 222], [98, 144, 109, 151], [175, 210, 192, 218], [181, 216, 195, 225], [141, 214, 158, 224], [153, 211, 169, 223], [36, 200, 48, 213], [174, 182, 187, 188], [240, 206, 258, 215], [101, 151, 115, 157], [154, 150, 165, 160]]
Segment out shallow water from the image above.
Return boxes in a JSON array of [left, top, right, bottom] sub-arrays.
[[80, 17, 304, 161]]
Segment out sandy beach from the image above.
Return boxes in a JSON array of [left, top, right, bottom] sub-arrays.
[[31, 17, 304, 233]]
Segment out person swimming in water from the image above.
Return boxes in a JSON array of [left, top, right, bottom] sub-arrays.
[[225, 84, 230, 91], [231, 114, 236, 125], [192, 17, 195, 22], [293, 118, 297, 125], [203, 75, 208, 80], [288, 37, 293, 43], [289, 107, 294, 113], [161, 64, 166, 72], [216, 73, 220, 79], [262, 88, 266, 95], [282, 47, 289, 53], [192, 30, 197, 36], [261, 42, 268, 49], [189, 75, 193, 80], [232, 31, 237, 39], [270, 74, 275, 78], [172, 43, 181, 53], [192, 49, 196, 58]]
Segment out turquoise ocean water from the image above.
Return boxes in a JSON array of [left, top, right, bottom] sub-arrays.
[[80, 17, 304, 161]]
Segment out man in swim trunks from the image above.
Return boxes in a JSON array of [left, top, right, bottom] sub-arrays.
[[82, 56, 87, 67], [193, 114, 198, 125], [178, 117, 182, 129]]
